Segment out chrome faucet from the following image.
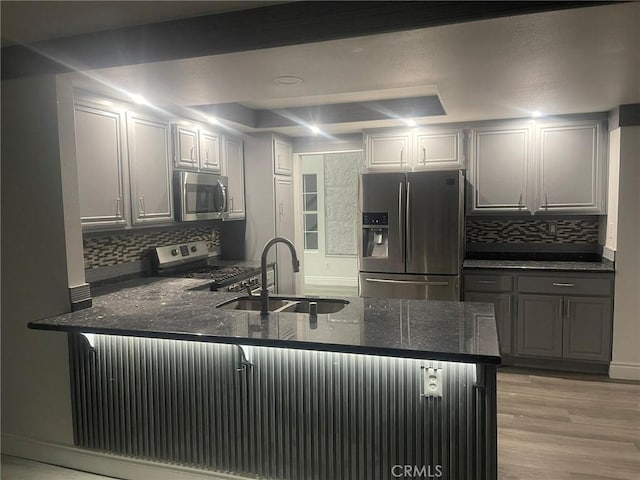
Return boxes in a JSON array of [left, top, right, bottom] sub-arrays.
[[261, 237, 300, 315]]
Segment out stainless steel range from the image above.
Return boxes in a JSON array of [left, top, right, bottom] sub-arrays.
[[152, 241, 274, 293]]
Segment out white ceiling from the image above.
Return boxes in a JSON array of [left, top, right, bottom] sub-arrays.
[[6, 2, 640, 136]]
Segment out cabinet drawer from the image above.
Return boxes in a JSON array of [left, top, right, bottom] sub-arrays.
[[518, 276, 612, 296], [465, 274, 513, 292]]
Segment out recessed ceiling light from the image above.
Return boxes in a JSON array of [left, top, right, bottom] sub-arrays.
[[273, 76, 304, 85], [404, 119, 417, 127], [206, 116, 220, 125], [532, 110, 542, 118], [309, 125, 321, 135]]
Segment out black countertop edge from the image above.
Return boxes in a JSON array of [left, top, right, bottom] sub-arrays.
[[28, 322, 501, 366], [462, 258, 614, 272]]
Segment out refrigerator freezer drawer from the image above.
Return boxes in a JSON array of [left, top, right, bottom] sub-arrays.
[[359, 273, 460, 300]]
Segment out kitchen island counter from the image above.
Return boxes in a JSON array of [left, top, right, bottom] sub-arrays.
[[29, 276, 500, 365]]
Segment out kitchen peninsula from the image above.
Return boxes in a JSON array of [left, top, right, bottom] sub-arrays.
[[30, 277, 500, 480]]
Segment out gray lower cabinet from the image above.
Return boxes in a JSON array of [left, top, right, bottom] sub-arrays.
[[464, 269, 613, 370], [516, 294, 563, 358], [563, 296, 612, 362], [465, 292, 512, 355]]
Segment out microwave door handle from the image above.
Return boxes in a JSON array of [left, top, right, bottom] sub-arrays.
[[217, 179, 228, 216]]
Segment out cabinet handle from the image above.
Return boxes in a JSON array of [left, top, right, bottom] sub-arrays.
[[552, 283, 574, 287], [400, 148, 404, 165], [518, 192, 523, 211], [229, 197, 234, 212], [558, 302, 562, 318], [478, 280, 497, 284], [189, 146, 194, 160], [545, 193, 549, 211], [422, 147, 427, 164], [566, 299, 571, 319], [205, 149, 209, 160], [139, 197, 145, 216], [366, 278, 449, 286], [115, 197, 121, 217]]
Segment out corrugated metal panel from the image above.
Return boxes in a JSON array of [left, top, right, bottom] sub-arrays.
[[69, 333, 491, 479]]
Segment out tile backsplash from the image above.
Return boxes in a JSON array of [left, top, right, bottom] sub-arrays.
[[466, 218, 599, 245], [84, 225, 221, 269]]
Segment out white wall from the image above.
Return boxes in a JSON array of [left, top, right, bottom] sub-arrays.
[[1, 76, 75, 446], [301, 155, 358, 287], [609, 125, 640, 380]]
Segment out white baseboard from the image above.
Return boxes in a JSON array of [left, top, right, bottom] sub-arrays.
[[609, 362, 640, 381], [1, 433, 250, 480], [304, 276, 358, 287]]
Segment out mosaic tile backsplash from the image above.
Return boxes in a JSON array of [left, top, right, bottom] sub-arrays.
[[466, 218, 599, 245], [84, 225, 221, 269]]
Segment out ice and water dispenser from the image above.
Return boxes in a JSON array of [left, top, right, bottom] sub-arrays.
[[362, 212, 389, 258]]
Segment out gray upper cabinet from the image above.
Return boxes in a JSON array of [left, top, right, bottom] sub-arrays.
[[74, 101, 129, 229], [173, 124, 222, 173], [198, 129, 222, 173], [173, 124, 199, 170], [223, 136, 245, 220], [273, 137, 293, 175], [365, 132, 411, 169], [127, 112, 173, 225], [364, 128, 464, 171], [414, 129, 465, 170], [469, 124, 531, 213], [535, 120, 605, 213], [469, 117, 607, 214]]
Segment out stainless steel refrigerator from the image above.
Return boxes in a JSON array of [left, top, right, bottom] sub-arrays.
[[358, 170, 464, 300]]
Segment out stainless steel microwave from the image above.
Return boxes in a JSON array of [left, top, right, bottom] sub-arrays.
[[174, 171, 229, 221]]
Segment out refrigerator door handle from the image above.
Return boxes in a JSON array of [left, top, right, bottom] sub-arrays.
[[406, 180, 411, 264], [364, 278, 449, 286], [398, 182, 403, 256]]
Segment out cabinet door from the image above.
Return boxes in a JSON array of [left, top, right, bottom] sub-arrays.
[[465, 292, 513, 355], [563, 296, 612, 362], [535, 120, 603, 213], [173, 124, 199, 169], [75, 104, 128, 228], [415, 130, 464, 170], [128, 113, 173, 224], [273, 138, 293, 176], [224, 137, 245, 220], [470, 125, 531, 213], [274, 176, 295, 293], [516, 294, 563, 358], [365, 133, 411, 169], [199, 129, 221, 172]]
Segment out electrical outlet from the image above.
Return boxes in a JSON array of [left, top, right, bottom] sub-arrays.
[[548, 221, 558, 235], [422, 367, 443, 398]]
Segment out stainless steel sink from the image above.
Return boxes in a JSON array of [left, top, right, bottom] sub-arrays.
[[215, 296, 349, 314], [279, 299, 349, 314], [216, 298, 293, 312]]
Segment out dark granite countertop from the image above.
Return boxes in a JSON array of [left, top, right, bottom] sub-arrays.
[[29, 277, 500, 365], [463, 258, 614, 272]]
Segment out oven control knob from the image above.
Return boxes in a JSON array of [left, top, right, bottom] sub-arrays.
[[190, 245, 197, 252], [171, 249, 179, 256]]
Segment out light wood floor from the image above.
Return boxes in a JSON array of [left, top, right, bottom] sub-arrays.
[[2, 371, 639, 479], [497, 370, 640, 480]]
